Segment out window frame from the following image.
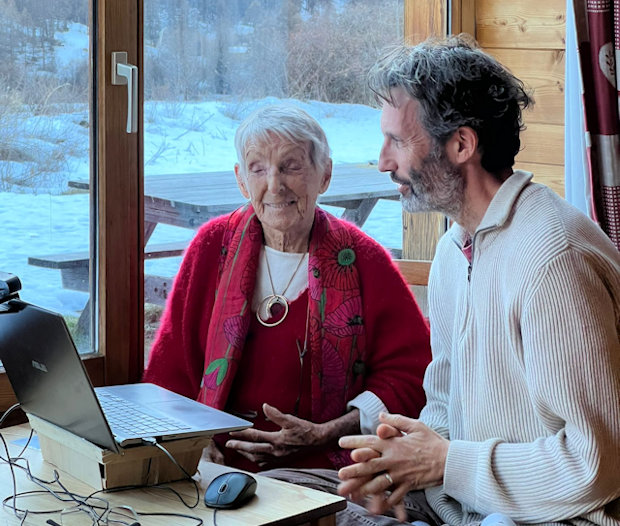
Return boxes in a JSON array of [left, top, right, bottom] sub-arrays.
[[0, 0, 144, 415]]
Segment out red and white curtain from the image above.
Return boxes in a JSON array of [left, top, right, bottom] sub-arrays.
[[571, 0, 620, 250]]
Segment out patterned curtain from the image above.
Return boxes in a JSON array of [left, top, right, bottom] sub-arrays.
[[572, 0, 620, 250]]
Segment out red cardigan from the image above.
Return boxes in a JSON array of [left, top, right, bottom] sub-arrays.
[[144, 211, 431, 467]]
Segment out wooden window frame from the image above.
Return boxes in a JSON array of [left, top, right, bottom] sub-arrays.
[[0, 0, 144, 416]]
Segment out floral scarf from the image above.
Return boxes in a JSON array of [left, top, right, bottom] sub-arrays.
[[197, 205, 367, 467]]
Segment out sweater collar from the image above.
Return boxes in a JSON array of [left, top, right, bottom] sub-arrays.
[[450, 170, 533, 248]]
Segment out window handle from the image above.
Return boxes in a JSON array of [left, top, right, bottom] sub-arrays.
[[111, 52, 138, 134]]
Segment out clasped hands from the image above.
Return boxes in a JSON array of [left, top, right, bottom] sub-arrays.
[[337, 412, 449, 522]]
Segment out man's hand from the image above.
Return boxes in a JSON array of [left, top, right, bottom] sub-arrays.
[[337, 413, 449, 519], [225, 403, 327, 466]]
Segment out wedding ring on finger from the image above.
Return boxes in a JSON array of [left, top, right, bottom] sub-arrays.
[[384, 472, 394, 486]]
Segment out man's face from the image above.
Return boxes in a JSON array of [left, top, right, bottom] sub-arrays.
[[378, 88, 464, 219]]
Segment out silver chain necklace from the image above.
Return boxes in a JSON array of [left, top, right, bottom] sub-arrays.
[[256, 249, 307, 327]]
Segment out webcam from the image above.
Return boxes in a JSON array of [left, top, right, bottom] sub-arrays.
[[0, 272, 21, 304]]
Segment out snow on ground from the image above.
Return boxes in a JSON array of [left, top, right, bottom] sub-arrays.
[[0, 24, 403, 317]]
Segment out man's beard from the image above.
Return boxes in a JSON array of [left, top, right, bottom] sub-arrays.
[[399, 144, 465, 219]]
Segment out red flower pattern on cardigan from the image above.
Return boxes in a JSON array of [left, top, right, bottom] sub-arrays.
[[313, 226, 359, 291], [323, 296, 364, 337]]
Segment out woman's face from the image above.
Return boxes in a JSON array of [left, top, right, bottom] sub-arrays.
[[235, 134, 331, 248]]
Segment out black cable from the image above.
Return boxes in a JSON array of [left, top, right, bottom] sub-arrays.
[[152, 440, 194, 480], [0, 418, 204, 525], [0, 403, 21, 426], [0, 404, 26, 523]]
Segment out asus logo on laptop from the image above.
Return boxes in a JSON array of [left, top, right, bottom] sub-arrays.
[[31, 360, 48, 373]]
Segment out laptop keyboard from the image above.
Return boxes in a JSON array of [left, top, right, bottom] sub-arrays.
[[97, 391, 191, 437]]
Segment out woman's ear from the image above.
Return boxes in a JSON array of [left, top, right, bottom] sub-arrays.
[[445, 127, 478, 165], [234, 163, 250, 199], [318, 158, 332, 194]]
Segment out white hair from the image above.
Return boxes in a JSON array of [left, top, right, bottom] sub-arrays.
[[234, 105, 331, 173]]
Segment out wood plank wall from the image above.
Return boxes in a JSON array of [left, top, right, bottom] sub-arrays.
[[402, 0, 567, 262], [474, 0, 567, 196], [402, 0, 447, 261]]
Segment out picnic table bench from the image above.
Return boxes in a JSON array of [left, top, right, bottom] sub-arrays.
[[27, 241, 188, 301]]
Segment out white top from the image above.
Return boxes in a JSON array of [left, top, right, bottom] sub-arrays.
[[252, 246, 309, 319], [251, 246, 387, 434]]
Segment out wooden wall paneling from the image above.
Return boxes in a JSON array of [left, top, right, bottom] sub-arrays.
[[403, 212, 449, 260], [402, 0, 448, 261], [0, 374, 17, 415], [487, 48, 565, 125], [518, 123, 565, 166], [515, 162, 565, 196], [405, 0, 447, 43], [450, 0, 476, 36], [475, 0, 566, 49], [477, 0, 566, 196]]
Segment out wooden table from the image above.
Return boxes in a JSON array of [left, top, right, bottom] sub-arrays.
[[0, 424, 346, 525], [30, 163, 398, 315], [69, 162, 399, 238]]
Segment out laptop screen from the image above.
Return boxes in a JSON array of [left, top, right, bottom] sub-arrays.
[[0, 300, 118, 451]]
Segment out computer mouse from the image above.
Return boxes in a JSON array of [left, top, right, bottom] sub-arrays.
[[204, 471, 257, 509]]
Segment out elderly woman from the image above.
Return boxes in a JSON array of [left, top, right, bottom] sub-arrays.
[[143, 105, 431, 473]]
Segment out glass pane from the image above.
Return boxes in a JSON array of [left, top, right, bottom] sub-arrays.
[[143, 0, 404, 357], [0, 2, 92, 354]]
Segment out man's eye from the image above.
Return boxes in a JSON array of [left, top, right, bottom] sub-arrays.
[[250, 167, 265, 175]]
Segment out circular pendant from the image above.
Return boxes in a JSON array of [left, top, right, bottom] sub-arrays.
[[256, 294, 289, 327]]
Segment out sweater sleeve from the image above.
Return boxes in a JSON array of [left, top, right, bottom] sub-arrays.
[[347, 390, 387, 434], [143, 219, 225, 400], [443, 249, 620, 521], [355, 235, 431, 419]]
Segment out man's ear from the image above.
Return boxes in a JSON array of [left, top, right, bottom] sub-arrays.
[[234, 163, 250, 199], [318, 158, 332, 194], [445, 127, 478, 165]]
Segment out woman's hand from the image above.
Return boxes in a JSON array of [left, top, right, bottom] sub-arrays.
[[225, 403, 360, 466], [224, 403, 326, 465]]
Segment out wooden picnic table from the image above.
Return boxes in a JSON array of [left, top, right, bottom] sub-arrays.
[[30, 163, 400, 322], [68, 162, 399, 240]]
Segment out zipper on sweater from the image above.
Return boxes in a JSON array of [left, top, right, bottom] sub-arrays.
[[459, 224, 497, 283]]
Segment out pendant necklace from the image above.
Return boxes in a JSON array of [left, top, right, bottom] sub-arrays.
[[256, 249, 307, 327]]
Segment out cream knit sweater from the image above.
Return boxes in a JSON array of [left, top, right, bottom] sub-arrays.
[[421, 171, 620, 526]]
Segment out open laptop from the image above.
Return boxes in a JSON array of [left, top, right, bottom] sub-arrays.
[[0, 299, 251, 453]]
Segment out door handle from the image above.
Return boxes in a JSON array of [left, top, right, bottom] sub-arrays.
[[111, 52, 138, 134]]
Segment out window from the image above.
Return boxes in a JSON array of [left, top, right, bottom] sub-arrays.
[[1, 0, 428, 414], [141, 0, 408, 357], [0, 1, 92, 353], [0, 0, 144, 412]]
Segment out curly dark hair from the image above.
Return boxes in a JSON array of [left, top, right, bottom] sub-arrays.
[[368, 35, 533, 175]]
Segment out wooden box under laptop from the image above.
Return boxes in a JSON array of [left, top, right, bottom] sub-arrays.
[[28, 414, 210, 490]]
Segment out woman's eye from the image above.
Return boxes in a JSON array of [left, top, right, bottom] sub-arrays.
[[282, 162, 302, 172]]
